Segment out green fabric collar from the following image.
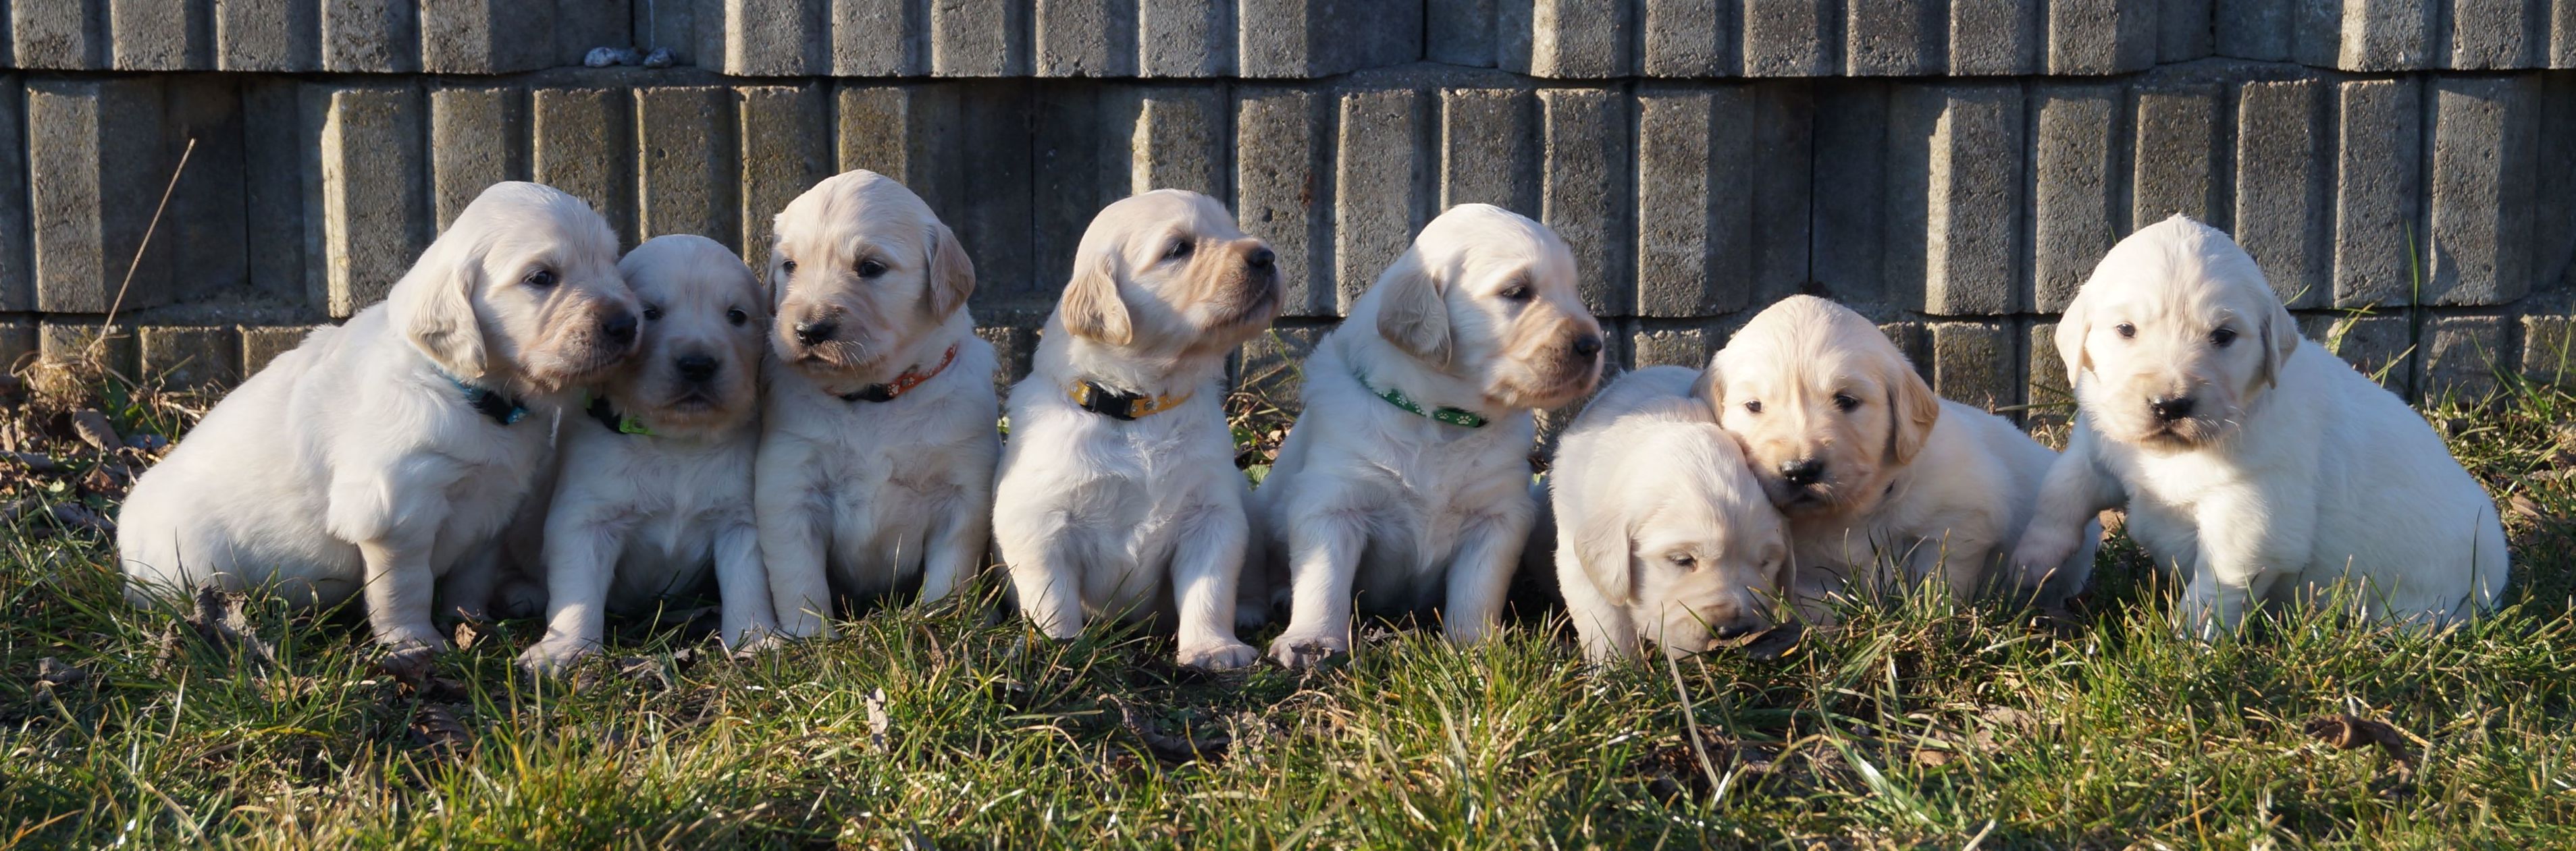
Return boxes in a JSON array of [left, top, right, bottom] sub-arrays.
[[1355, 370, 1488, 428], [583, 393, 655, 437]]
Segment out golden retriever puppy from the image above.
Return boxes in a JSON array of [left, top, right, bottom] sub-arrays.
[[1700, 295, 2094, 610], [117, 182, 641, 648], [1552, 366, 1788, 661], [991, 189, 1281, 670], [1257, 204, 1605, 667], [517, 235, 777, 675], [2009, 215, 2508, 632], [757, 170, 999, 638]]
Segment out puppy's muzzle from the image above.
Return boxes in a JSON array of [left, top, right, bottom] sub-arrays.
[[2149, 395, 2196, 422], [602, 310, 639, 348], [1777, 458, 1825, 487], [794, 320, 837, 347], [676, 354, 719, 384]]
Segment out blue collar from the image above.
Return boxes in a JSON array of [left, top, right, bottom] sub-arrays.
[[436, 369, 528, 426]]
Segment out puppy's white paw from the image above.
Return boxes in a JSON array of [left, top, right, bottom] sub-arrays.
[[1266, 630, 1349, 668], [517, 640, 595, 678], [375, 626, 451, 652], [773, 611, 837, 641], [1177, 640, 1259, 671], [2007, 530, 2078, 591]]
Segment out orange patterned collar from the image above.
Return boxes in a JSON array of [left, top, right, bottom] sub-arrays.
[[841, 344, 958, 403]]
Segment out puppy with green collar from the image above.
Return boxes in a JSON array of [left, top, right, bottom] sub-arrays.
[[517, 235, 778, 675]]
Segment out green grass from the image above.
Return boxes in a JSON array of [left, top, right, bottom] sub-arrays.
[[4, 374, 2575, 849]]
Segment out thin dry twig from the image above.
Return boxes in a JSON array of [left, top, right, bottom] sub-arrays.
[[88, 138, 198, 364]]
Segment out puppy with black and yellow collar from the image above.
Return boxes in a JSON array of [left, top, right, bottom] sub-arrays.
[[991, 189, 1281, 671]]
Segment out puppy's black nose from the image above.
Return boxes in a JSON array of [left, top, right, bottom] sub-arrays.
[[1570, 334, 1603, 358], [1779, 458, 1825, 487], [1245, 246, 1275, 269], [603, 311, 638, 346], [2150, 395, 2197, 422], [794, 321, 837, 347], [675, 354, 718, 383]]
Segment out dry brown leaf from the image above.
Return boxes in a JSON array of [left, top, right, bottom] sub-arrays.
[[2507, 495, 2545, 522], [69, 409, 123, 452], [865, 687, 893, 751], [451, 620, 483, 651], [410, 703, 473, 756], [2304, 713, 2415, 764]]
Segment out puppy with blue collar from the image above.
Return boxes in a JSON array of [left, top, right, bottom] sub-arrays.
[[518, 234, 779, 674]]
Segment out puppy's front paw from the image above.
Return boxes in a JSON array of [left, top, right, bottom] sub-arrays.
[[1266, 630, 1349, 668], [1177, 640, 1259, 671], [2007, 531, 2078, 591], [517, 640, 595, 678], [375, 627, 452, 652]]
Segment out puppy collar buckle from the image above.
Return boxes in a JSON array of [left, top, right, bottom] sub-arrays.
[[1069, 381, 1190, 420]]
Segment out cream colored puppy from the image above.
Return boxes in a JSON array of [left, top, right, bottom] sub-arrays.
[[758, 170, 999, 638], [1701, 295, 2094, 609], [517, 236, 778, 675], [992, 189, 1280, 671], [117, 182, 641, 647], [1258, 204, 1604, 667], [1552, 366, 1788, 661], [2009, 215, 2507, 632]]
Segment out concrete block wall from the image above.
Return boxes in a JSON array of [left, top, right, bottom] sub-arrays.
[[0, 2, 2571, 416]]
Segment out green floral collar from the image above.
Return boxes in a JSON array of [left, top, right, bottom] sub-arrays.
[[1355, 370, 1488, 428]]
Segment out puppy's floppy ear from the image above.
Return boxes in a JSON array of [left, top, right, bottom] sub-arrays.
[[1688, 358, 1724, 410], [391, 242, 488, 379], [2253, 294, 2298, 391], [1375, 252, 1453, 368], [2053, 287, 2091, 389], [1884, 354, 1941, 466], [1059, 250, 1132, 346], [924, 221, 976, 319], [1567, 491, 1635, 605]]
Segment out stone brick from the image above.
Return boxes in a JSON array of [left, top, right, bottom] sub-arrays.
[[1438, 88, 1540, 215], [1538, 87, 1632, 318], [1881, 321, 1931, 379], [835, 85, 951, 191], [739, 85, 832, 275], [2421, 313, 2507, 399], [38, 321, 136, 379], [0, 76, 28, 313], [240, 79, 306, 308], [1893, 83, 2024, 316], [431, 88, 529, 231], [2031, 83, 2121, 312], [715, 0, 824, 76], [1239, 0, 1419, 77], [1931, 321, 2015, 410], [1502, 0, 1635, 78], [2234, 78, 2332, 309], [635, 87, 740, 248], [1631, 324, 1718, 368], [240, 325, 317, 377], [558, 0, 634, 67], [2445, 0, 2531, 69], [533, 88, 637, 248], [2216, 0, 2298, 61], [1235, 86, 1334, 318], [140, 325, 240, 389], [2426, 76, 2541, 306], [2160, 0, 2212, 61], [1636, 0, 1723, 75], [2130, 82, 2224, 229], [1951, 0, 2041, 74], [321, 0, 419, 72], [2303, 312, 2414, 395], [1742, 0, 1833, 76], [2522, 312, 2574, 384], [2333, 79, 2423, 308], [2540, 73, 2576, 291], [2027, 321, 2073, 424], [1810, 80, 1892, 305], [2045, 0, 2157, 74], [28, 78, 171, 314], [317, 86, 431, 318], [1117, 87, 1226, 197], [2296, 0, 2434, 70], [111, 0, 211, 70], [930, 0, 1030, 76], [1427, 0, 1498, 67], [638, 0, 696, 64], [1845, 0, 1941, 75], [0, 320, 34, 373], [215, 0, 317, 72], [1034, 0, 1135, 76], [1334, 88, 1434, 313], [2555, 2, 2576, 67], [419, 0, 552, 73], [1637, 86, 1809, 318], [941, 87, 1036, 310], [161, 76, 249, 306], [1139, 0, 1230, 76], [13, 0, 106, 68]]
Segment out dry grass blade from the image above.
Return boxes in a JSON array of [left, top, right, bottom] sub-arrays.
[[1662, 654, 1727, 800]]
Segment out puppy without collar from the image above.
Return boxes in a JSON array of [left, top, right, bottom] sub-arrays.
[[1255, 204, 1605, 667], [518, 235, 779, 675], [757, 170, 1000, 638], [1552, 366, 1789, 661], [2010, 215, 2508, 632], [1701, 295, 2095, 611], [117, 182, 642, 648], [992, 189, 1281, 671]]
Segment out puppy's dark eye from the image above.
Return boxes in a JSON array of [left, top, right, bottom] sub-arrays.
[[2210, 327, 2238, 348], [727, 308, 749, 327], [1743, 400, 1762, 414], [2115, 323, 2136, 339], [1833, 393, 1860, 412], [1668, 554, 1697, 569], [641, 304, 663, 322], [1164, 238, 1194, 260], [780, 260, 797, 275], [524, 269, 557, 289], [856, 259, 887, 279], [1498, 283, 1533, 302]]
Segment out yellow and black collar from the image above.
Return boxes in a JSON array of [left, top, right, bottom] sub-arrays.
[[1068, 381, 1192, 420], [841, 344, 959, 404]]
